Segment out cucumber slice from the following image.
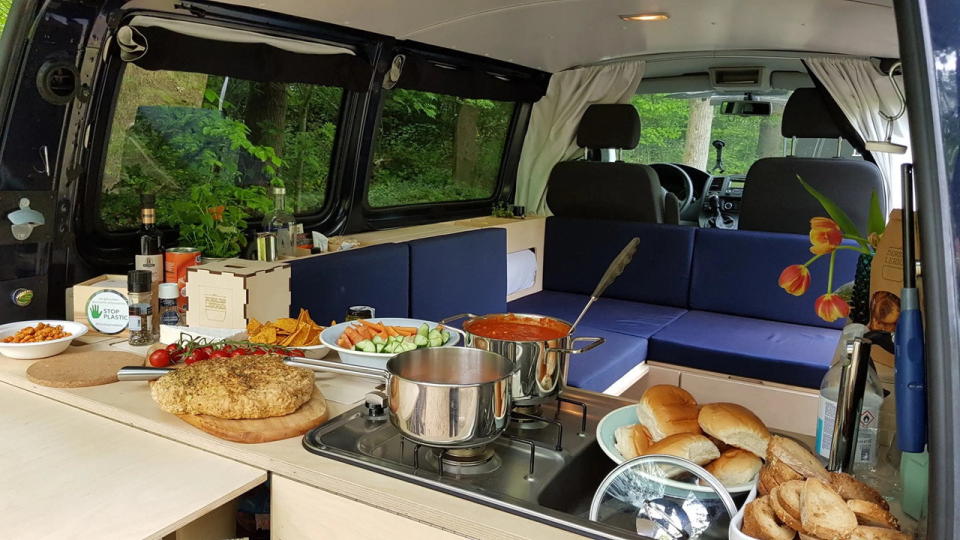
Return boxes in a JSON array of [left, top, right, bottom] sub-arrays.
[[441, 330, 450, 343], [428, 329, 442, 341], [372, 335, 386, 345], [428, 337, 443, 347], [355, 340, 376, 353], [418, 323, 430, 337], [400, 341, 417, 352], [414, 334, 428, 347]]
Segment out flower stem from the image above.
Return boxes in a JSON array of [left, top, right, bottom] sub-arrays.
[[804, 253, 824, 266], [827, 250, 837, 293]]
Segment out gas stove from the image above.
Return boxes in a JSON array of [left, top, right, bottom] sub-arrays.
[[303, 388, 635, 539]]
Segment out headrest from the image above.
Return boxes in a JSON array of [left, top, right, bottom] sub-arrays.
[[577, 104, 641, 149], [781, 88, 844, 139]]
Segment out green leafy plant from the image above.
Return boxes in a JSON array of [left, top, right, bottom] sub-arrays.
[[165, 182, 272, 258]]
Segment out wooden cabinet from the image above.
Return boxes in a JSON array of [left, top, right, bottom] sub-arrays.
[[271, 475, 466, 539]]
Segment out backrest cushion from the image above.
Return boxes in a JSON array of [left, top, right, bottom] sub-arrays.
[[740, 157, 885, 236], [408, 229, 507, 321], [288, 243, 410, 324], [546, 161, 664, 223], [543, 217, 695, 308], [689, 228, 859, 328]]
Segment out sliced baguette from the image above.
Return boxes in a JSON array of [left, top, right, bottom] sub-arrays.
[[800, 478, 858, 540], [846, 526, 911, 540], [767, 435, 830, 482], [847, 499, 900, 530], [769, 484, 804, 532], [742, 496, 797, 540], [829, 472, 889, 510]]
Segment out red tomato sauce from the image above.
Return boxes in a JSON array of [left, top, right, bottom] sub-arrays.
[[465, 314, 570, 341]]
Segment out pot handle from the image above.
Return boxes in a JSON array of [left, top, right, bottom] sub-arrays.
[[549, 336, 605, 355], [439, 313, 477, 327], [284, 357, 388, 381]]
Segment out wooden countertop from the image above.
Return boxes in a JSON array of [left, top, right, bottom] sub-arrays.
[[0, 381, 266, 540], [0, 339, 584, 540]]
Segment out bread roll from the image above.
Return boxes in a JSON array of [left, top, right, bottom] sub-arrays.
[[704, 448, 761, 487], [847, 499, 900, 530], [614, 424, 651, 460], [642, 432, 720, 465], [698, 402, 771, 458], [637, 385, 701, 441], [767, 435, 830, 482], [742, 496, 796, 540], [800, 477, 858, 540]]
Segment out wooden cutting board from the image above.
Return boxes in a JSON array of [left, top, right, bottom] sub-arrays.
[[175, 385, 329, 444], [26, 351, 143, 387]]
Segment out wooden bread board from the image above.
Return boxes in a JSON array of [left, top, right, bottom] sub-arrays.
[[26, 351, 143, 387], [174, 385, 329, 444]]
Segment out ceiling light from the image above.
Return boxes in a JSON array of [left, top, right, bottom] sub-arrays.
[[620, 13, 669, 22]]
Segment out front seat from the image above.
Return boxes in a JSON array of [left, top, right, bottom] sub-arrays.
[[546, 104, 680, 224], [739, 88, 887, 235]]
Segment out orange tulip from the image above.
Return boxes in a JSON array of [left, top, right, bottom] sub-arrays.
[[778, 265, 811, 296], [809, 217, 843, 255], [208, 205, 225, 221], [814, 293, 850, 323]]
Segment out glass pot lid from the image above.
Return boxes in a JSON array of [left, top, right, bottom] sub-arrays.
[[588, 454, 737, 539]]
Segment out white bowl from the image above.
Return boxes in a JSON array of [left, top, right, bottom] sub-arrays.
[[0, 320, 88, 360], [596, 403, 756, 495], [320, 317, 462, 369], [233, 331, 330, 360]]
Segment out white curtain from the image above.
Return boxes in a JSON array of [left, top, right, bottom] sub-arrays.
[[514, 61, 645, 214], [805, 57, 912, 209]]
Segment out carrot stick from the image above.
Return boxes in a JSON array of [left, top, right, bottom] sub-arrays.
[[360, 319, 386, 332], [338, 333, 354, 348], [386, 327, 400, 338], [344, 326, 364, 344], [394, 326, 417, 333], [378, 330, 390, 340]]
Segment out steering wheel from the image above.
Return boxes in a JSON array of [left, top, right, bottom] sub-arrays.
[[650, 163, 695, 214]]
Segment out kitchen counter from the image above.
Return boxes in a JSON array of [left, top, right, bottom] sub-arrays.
[[0, 380, 266, 539], [0, 338, 589, 539]]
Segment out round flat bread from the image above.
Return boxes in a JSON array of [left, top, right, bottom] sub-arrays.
[[151, 355, 314, 419]]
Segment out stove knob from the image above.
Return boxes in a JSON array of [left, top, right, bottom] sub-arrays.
[[364, 391, 387, 417]]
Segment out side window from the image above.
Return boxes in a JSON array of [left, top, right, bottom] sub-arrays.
[[98, 64, 342, 231], [368, 90, 514, 208]]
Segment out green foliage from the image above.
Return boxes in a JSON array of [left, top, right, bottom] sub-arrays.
[[0, 0, 12, 33], [165, 182, 272, 258], [796, 175, 873, 254]]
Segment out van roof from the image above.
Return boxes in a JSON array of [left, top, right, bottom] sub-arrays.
[[219, 0, 900, 71]]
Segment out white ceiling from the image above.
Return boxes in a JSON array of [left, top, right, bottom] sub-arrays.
[[223, 0, 899, 72]]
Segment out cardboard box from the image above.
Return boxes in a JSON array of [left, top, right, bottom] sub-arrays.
[[185, 259, 290, 329], [71, 274, 130, 337]]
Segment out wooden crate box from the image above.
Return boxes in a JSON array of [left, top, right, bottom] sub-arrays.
[[185, 259, 290, 329]]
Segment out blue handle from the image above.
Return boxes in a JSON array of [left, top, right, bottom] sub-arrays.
[[895, 301, 927, 453]]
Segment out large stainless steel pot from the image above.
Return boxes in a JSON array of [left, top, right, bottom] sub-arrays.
[[441, 313, 604, 406], [287, 348, 516, 448]]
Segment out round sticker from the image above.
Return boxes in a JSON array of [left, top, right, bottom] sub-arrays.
[[85, 290, 129, 334], [11, 288, 33, 307]]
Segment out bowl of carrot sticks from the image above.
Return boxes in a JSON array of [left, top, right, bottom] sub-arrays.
[[320, 317, 463, 368]]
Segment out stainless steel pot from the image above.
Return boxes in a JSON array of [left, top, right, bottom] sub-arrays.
[[287, 348, 516, 448], [441, 313, 604, 406]]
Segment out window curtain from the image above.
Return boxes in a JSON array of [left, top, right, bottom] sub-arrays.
[[514, 61, 645, 214], [805, 57, 911, 209]]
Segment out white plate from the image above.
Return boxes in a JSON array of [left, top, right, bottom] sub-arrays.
[[596, 403, 756, 495], [233, 331, 330, 360], [0, 320, 88, 359], [320, 318, 462, 369]]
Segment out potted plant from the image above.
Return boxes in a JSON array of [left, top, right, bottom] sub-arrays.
[[777, 176, 886, 323], [165, 182, 273, 259]]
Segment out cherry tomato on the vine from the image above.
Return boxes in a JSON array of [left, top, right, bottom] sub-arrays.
[[148, 349, 171, 367]]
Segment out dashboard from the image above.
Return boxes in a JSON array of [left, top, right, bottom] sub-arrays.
[[648, 163, 747, 228]]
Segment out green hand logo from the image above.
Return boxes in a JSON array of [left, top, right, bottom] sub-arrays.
[[90, 305, 102, 319]]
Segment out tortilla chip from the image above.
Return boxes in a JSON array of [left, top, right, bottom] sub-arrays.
[[251, 326, 278, 345], [305, 326, 322, 346], [297, 308, 319, 329], [285, 325, 312, 346], [271, 318, 299, 334], [246, 318, 262, 336]]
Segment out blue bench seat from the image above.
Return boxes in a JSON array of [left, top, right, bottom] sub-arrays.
[[566, 325, 649, 392], [647, 310, 841, 388]]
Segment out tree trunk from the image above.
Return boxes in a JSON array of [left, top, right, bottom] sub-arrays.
[[682, 98, 714, 170], [453, 102, 480, 186], [757, 102, 786, 159], [241, 82, 288, 185]]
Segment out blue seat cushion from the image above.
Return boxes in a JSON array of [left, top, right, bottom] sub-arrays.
[[689, 228, 859, 329], [543, 217, 695, 308], [288, 243, 410, 325], [648, 310, 841, 388], [508, 290, 686, 338], [566, 325, 648, 392], [408, 229, 507, 322]]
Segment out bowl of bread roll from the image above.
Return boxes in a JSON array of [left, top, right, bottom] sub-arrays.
[[598, 385, 769, 496]]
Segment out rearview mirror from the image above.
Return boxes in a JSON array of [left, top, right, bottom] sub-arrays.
[[720, 100, 771, 116]]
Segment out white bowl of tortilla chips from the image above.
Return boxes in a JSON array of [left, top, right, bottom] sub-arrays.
[[245, 309, 330, 359]]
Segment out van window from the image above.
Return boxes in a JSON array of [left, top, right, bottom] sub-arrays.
[[98, 64, 342, 231], [367, 89, 514, 208], [625, 92, 861, 174]]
